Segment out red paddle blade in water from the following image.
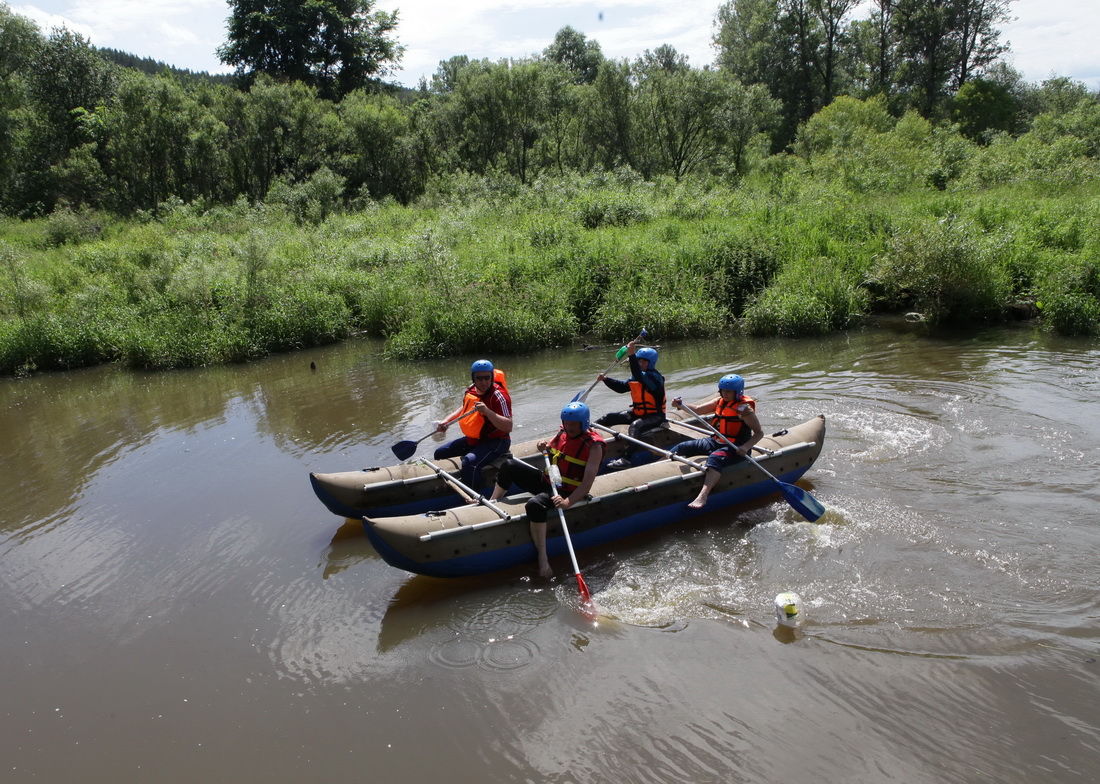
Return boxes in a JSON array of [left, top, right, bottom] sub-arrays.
[[575, 574, 597, 618]]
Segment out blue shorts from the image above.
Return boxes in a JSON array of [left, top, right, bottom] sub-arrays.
[[434, 436, 511, 491], [669, 436, 745, 472]]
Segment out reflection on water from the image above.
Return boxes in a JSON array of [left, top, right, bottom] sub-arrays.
[[3, 327, 1100, 782], [318, 518, 380, 578]]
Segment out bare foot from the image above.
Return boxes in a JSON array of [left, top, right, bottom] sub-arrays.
[[687, 493, 708, 510], [538, 562, 553, 578]]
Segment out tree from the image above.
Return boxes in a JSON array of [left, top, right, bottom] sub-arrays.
[[543, 26, 604, 85], [218, 0, 404, 100], [810, 0, 859, 102], [26, 28, 118, 154], [847, 0, 899, 103], [951, 0, 1010, 90], [429, 55, 471, 94], [891, 0, 1009, 117], [0, 4, 41, 81], [1019, 76, 1091, 121], [439, 59, 568, 183], [337, 89, 414, 199], [714, 78, 781, 174], [633, 50, 725, 179], [582, 59, 636, 170], [219, 75, 340, 200], [93, 73, 233, 212], [0, 5, 43, 211], [951, 77, 1016, 141], [714, 0, 844, 150], [17, 27, 118, 213]]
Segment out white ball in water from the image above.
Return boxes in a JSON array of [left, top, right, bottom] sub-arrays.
[[774, 592, 802, 627]]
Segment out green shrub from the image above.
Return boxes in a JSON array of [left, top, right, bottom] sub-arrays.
[[44, 207, 103, 247], [742, 258, 867, 337], [870, 217, 1010, 325], [699, 233, 781, 316], [1038, 291, 1100, 335], [266, 167, 347, 225], [0, 242, 52, 319], [1036, 253, 1100, 335], [575, 194, 650, 229]]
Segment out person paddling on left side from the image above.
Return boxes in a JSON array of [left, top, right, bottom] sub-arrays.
[[487, 402, 604, 578], [434, 359, 513, 491], [595, 341, 666, 469]]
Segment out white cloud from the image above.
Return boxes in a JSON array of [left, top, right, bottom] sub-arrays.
[[387, 0, 722, 85], [15, 0, 232, 71], [10, 0, 1100, 87], [1002, 0, 1100, 87]]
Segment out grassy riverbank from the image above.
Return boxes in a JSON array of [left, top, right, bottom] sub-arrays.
[[2, 171, 1099, 375]]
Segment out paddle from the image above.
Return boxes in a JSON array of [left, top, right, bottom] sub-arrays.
[[676, 401, 826, 522], [543, 452, 596, 614], [391, 409, 476, 461], [591, 423, 706, 473], [572, 327, 648, 403]]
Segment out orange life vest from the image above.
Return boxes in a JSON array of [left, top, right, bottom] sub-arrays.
[[547, 428, 605, 487], [628, 378, 665, 417], [713, 394, 756, 444], [459, 369, 511, 442]]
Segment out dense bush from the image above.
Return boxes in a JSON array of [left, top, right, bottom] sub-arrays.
[[869, 217, 1011, 325], [743, 258, 867, 337], [1036, 251, 1100, 336], [4, 165, 1100, 375]]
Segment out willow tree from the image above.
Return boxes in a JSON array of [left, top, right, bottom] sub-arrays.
[[218, 0, 404, 100]]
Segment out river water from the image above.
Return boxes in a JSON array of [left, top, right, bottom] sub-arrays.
[[1, 325, 1097, 783]]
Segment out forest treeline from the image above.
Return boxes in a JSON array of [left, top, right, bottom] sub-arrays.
[[1, 1, 1099, 375], [4, 0, 1095, 215]]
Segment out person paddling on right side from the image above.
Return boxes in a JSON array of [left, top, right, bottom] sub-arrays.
[[669, 373, 763, 509]]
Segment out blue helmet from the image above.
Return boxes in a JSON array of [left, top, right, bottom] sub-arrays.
[[718, 373, 744, 395], [471, 359, 494, 379], [636, 346, 658, 368], [560, 401, 591, 431]]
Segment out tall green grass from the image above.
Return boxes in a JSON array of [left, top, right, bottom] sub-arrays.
[[3, 172, 1100, 375]]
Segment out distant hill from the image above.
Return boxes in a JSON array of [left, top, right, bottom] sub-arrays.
[[96, 47, 237, 86]]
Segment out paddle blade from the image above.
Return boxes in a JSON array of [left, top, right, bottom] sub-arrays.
[[570, 390, 582, 402], [778, 481, 826, 522], [391, 440, 417, 460], [575, 573, 596, 615]]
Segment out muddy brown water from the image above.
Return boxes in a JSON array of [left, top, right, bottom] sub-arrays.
[[2, 326, 1098, 783]]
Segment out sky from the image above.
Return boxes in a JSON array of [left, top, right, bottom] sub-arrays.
[[9, 0, 1100, 90]]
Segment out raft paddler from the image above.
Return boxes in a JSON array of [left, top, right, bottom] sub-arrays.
[[434, 359, 513, 491], [595, 340, 666, 439], [486, 402, 605, 578], [670, 373, 763, 510]]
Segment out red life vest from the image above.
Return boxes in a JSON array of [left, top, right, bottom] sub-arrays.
[[713, 394, 756, 444], [459, 369, 511, 442], [628, 379, 664, 417], [547, 428, 605, 487]]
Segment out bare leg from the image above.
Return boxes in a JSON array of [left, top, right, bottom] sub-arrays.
[[688, 468, 721, 510], [530, 521, 553, 577], [471, 482, 506, 506]]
